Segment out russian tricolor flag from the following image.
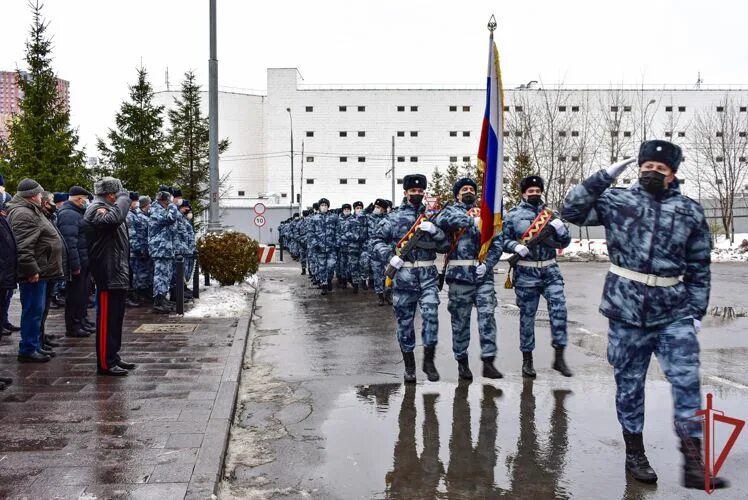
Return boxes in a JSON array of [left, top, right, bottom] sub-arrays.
[[478, 29, 504, 261]]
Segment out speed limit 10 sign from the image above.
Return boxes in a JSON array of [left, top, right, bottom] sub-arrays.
[[254, 214, 266, 227]]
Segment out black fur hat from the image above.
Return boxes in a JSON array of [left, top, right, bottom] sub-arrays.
[[452, 177, 477, 199], [519, 175, 544, 194], [638, 140, 683, 172], [403, 174, 427, 190]]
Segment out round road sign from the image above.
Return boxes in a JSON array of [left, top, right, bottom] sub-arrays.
[[254, 214, 266, 227], [254, 202, 266, 215]]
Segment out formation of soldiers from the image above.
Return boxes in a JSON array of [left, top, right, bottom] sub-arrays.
[[278, 138, 726, 491], [125, 185, 197, 314]]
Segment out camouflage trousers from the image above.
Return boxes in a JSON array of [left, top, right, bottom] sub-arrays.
[[393, 285, 440, 353], [608, 317, 702, 438], [346, 249, 367, 285], [371, 260, 386, 294], [152, 258, 174, 298], [447, 281, 498, 360], [315, 251, 337, 285], [337, 250, 349, 280], [299, 243, 308, 270], [514, 280, 568, 352], [129, 256, 152, 291]]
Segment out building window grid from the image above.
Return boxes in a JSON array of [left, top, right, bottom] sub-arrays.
[[305, 106, 313, 112], [449, 106, 457, 112], [305, 131, 314, 137], [306, 156, 314, 162], [358, 156, 365, 162], [358, 179, 366, 184], [450, 131, 457, 137], [410, 131, 418, 137], [397, 131, 405, 137], [462, 131, 470, 137], [358, 131, 365, 137], [462, 106, 471, 112], [339, 106, 347, 112], [340, 156, 348, 162], [358, 106, 365, 112], [340, 179, 348, 184]]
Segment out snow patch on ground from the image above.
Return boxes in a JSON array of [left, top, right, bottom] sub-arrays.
[[184, 274, 258, 318], [711, 233, 748, 262]]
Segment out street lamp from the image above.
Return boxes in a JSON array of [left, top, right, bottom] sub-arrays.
[[286, 107, 294, 216], [643, 98, 656, 141]]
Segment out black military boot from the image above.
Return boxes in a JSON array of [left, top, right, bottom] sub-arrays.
[[126, 291, 140, 308], [402, 351, 416, 384], [301, 268, 306, 275], [327, 280, 334, 292], [153, 295, 171, 314], [482, 357, 503, 379], [352, 283, 359, 294], [361, 279, 368, 291], [422, 346, 440, 382], [522, 352, 536, 378], [457, 357, 473, 381], [552, 346, 573, 377], [680, 437, 729, 490], [384, 289, 393, 305], [623, 432, 658, 484], [321, 284, 328, 296], [377, 293, 385, 306]]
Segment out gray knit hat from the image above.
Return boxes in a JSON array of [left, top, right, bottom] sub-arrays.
[[17, 178, 44, 198], [94, 176, 123, 196], [139, 195, 152, 208]]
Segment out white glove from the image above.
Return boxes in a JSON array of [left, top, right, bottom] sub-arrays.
[[418, 220, 437, 234], [605, 157, 637, 179], [475, 263, 487, 278], [694, 319, 701, 334], [515, 244, 530, 257], [550, 219, 567, 236], [389, 255, 404, 269], [473, 217, 482, 228]]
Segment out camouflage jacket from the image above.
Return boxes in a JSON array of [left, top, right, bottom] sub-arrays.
[[337, 214, 352, 249], [372, 202, 451, 291], [502, 201, 571, 260], [366, 212, 387, 258], [308, 212, 340, 253], [562, 169, 711, 326], [174, 212, 195, 256], [434, 202, 504, 285], [342, 213, 368, 252], [148, 202, 179, 259], [296, 217, 310, 247], [127, 208, 149, 258]]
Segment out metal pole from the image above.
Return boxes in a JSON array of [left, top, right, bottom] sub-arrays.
[[391, 136, 395, 203], [287, 108, 294, 217], [208, 0, 220, 230], [192, 251, 200, 299], [175, 256, 185, 315]]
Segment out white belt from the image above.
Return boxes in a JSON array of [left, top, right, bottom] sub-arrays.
[[609, 264, 682, 287], [447, 260, 479, 267], [401, 260, 436, 268], [516, 259, 556, 268]]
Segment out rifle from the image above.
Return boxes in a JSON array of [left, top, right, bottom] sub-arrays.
[[504, 209, 556, 289], [384, 206, 429, 288]]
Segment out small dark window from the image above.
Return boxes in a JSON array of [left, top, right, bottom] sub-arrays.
[[340, 178, 348, 184], [514, 106, 523, 112], [449, 106, 457, 112], [339, 106, 347, 112], [611, 131, 619, 137], [558, 156, 567, 162], [410, 131, 418, 137], [306, 131, 314, 137], [503, 156, 510, 162], [281, 193, 288, 198], [503, 131, 509, 137], [515, 131, 523, 137], [559, 131, 567, 137], [238, 190, 245, 196], [665, 131, 672, 137], [462, 131, 470, 137], [558, 106, 567, 112], [571, 106, 580, 112], [358, 156, 365, 162], [397, 106, 405, 112], [305, 106, 313, 112], [665, 106, 673, 112], [306, 179, 314, 184], [358, 178, 366, 184], [307, 156, 314, 162], [358, 106, 365, 112], [571, 156, 579, 162], [503, 106, 510, 112], [678, 131, 686, 137], [716, 156, 724, 163], [462, 156, 470, 162], [462, 105, 471, 112], [397, 156, 405, 162], [623, 106, 632, 112], [741, 107, 747, 112], [397, 131, 405, 137], [624, 131, 632, 137], [450, 131, 458, 137], [339, 131, 347, 137], [410, 106, 418, 112], [717, 106, 725, 112], [611, 156, 618, 162], [397, 178, 403, 185], [740, 157, 747, 163], [716, 131, 724, 137], [358, 131, 365, 137], [571, 131, 579, 137], [740, 131, 747, 138], [449, 156, 458, 162], [340, 156, 348, 162], [410, 156, 418, 162], [678, 106, 686, 112], [611, 106, 619, 112]]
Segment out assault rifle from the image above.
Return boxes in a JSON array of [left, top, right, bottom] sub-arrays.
[[504, 224, 555, 289], [384, 206, 429, 288]]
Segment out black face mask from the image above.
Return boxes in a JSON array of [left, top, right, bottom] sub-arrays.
[[461, 193, 476, 206], [639, 171, 667, 194], [409, 194, 424, 206], [526, 195, 543, 207]]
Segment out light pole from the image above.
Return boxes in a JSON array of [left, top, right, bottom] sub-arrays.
[[643, 98, 656, 141], [207, 0, 220, 230], [286, 108, 294, 216]]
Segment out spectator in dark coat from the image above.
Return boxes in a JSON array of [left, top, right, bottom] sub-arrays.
[[57, 186, 94, 338], [0, 198, 14, 390], [0, 174, 18, 335]]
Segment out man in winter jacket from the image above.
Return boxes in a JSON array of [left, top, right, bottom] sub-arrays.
[[0, 174, 19, 336]]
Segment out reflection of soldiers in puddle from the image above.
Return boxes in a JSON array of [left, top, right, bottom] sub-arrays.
[[506, 381, 571, 498], [446, 382, 503, 498], [356, 383, 402, 410], [385, 385, 444, 499]]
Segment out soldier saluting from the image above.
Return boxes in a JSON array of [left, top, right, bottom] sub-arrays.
[[562, 140, 727, 489], [372, 174, 451, 383]]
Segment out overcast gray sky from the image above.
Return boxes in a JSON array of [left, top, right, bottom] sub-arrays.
[[2, 0, 747, 155]]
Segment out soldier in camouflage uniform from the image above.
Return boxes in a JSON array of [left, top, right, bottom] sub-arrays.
[[336, 204, 352, 287], [344, 201, 368, 293], [372, 174, 451, 383], [367, 199, 389, 305], [289, 213, 301, 260], [307, 203, 320, 284], [175, 200, 196, 298], [502, 175, 573, 379], [562, 140, 726, 489], [308, 198, 339, 294], [148, 188, 179, 313], [298, 209, 311, 275], [127, 194, 151, 304], [434, 178, 504, 380]]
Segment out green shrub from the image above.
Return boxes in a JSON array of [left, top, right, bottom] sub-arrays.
[[197, 231, 259, 285]]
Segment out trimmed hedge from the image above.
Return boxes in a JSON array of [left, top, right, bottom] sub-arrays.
[[197, 231, 259, 285]]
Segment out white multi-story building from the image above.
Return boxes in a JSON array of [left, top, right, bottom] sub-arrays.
[[155, 68, 748, 241]]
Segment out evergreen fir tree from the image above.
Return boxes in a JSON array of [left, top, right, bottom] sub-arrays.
[[167, 70, 229, 216], [504, 152, 536, 210], [2, 1, 87, 192], [97, 66, 173, 196]]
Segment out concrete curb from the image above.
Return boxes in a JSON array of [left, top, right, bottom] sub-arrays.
[[185, 289, 258, 500]]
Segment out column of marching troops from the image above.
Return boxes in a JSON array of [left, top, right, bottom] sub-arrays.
[[277, 139, 728, 490]]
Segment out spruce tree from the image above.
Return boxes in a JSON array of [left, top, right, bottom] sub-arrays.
[[97, 66, 173, 196], [167, 70, 229, 216], [504, 152, 536, 210], [2, 1, 87, 192]]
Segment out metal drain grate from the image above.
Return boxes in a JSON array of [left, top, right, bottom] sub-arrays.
[[134, 323, 198, 334]]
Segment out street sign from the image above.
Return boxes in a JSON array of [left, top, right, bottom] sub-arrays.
[[254, 214, 266, 227], [254, 202, 266, 215]]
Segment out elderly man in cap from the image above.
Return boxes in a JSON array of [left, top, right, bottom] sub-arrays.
[[128, 195, 152, 304], [84, 176, 135, 376], [562, 140, 726, 489], [57, 186, 95, 338], [6, 178, 64, 362], [372, 174, 451, 383], [502, 175, 572, 379], [149, 187, 180, 313]]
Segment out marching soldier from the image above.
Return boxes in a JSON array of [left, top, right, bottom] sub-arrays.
[[298, 209, 311, 275], [372, 174, 451, 383], [308, 198, 339, 294], [149, 187, 179, 313], [176, 200, 196, 298], [562, 141, 727, 489], [502, 175, 572, 378], [345, 201, 368, 293], [336, 204, 352, 287], [367, 199, 390, 305], [434, 178, 504, 380], [308, 203, 320, 285], [129, 196, 152, 303]]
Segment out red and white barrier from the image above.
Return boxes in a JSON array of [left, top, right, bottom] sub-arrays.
[[258, 245, 277, 264]]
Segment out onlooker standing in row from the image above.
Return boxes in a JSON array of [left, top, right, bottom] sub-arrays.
[[6, 179, 64, 362], [39, 191, 67, 351], [0, 197, 17, 340], [57, 186, 94, 338], [0, 174, 18, 336]]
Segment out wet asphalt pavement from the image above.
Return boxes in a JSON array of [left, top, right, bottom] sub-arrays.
[[220, 262, 748, 500]]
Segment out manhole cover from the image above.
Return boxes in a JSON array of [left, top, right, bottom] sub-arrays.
[[134, 323, 198, 334]]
